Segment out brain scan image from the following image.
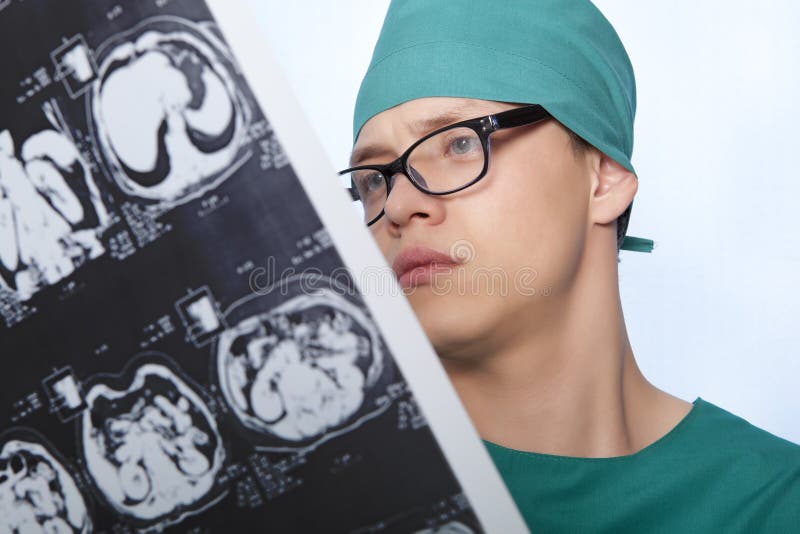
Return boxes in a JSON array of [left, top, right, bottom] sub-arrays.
[[90, 17, 250, 208], [0, 436, 91, 533], [80, 362, 224, 527], [217, 282, 389, 443], [0, 125, 108, 301]]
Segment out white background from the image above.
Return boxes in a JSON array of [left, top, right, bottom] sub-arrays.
[[248, 1, 800, 445]]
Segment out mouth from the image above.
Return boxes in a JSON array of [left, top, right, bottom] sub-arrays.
[[392, 245, 462, 290]]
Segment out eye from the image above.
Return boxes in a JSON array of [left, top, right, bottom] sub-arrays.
[[353, 170, 385, 196], [446, 135, 481, 157]]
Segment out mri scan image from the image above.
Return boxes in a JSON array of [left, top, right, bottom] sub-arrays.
[[0, 124, 108, 301], [217, 279, 389, 443], [90, 17, 251, 208], [0, 436, 91, 533], [80, 362, 224, 527]]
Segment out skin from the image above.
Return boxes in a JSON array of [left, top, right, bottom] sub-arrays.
[[352, 96, 693, 457]]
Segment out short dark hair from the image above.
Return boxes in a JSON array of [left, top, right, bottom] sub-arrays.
[[567, 129, 633, 254]]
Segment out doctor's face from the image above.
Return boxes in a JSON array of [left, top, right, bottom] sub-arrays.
[[351, 97, 594, 362]]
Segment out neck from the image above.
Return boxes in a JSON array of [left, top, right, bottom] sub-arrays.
[[439, 239, 688, 458]]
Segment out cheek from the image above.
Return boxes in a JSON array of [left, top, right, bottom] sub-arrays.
[[466, 144, 590, 285]]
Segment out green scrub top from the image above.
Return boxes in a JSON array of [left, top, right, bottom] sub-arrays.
[[483, 397, 800, 533]]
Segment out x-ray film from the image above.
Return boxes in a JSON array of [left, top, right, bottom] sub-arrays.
[[0, 0, 527, 532]]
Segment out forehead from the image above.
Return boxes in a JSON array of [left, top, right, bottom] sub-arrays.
[[350, 97, 515, 166]]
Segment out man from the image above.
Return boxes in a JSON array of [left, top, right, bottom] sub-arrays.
[[339, 0, 800, 531]]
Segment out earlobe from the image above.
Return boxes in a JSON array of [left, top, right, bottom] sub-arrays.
[[590, 153, 638, 225]]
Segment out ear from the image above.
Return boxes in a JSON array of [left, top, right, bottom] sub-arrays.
[[589, 152, 638, 225]]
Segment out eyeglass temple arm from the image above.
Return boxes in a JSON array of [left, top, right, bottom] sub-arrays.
[[492, 105, 552, 129]]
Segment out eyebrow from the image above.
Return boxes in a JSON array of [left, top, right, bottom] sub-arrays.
[[408, 111, 469, 136], [349, 104, 487, 167]]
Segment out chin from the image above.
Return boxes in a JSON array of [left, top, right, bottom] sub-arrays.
[[407, 290, 498, 360]]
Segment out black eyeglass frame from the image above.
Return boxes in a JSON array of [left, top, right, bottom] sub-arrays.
[[339, 104, 553, 226]]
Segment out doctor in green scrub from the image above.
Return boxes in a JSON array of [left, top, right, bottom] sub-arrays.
[[339, 1, 800, 531]]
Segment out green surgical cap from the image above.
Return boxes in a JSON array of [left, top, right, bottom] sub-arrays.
[[353, 0, 653, 253]]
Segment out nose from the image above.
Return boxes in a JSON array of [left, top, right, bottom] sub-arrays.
[[382, 171, 445, 228]]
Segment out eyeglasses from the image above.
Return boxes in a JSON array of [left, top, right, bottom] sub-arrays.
[[339, 104, 552, 226]]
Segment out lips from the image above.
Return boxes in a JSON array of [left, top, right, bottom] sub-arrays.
[[392, 245, 461, 285]]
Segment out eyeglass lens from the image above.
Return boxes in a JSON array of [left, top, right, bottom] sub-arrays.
[[345, 127, 485, 224]]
